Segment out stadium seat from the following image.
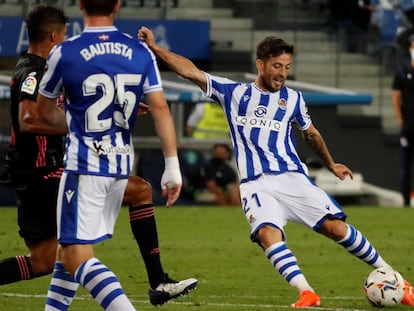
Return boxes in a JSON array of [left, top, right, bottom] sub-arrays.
[[378, 8, 402, 43]]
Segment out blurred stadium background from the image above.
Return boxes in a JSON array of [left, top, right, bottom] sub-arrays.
[[1, 0, 414, 206]]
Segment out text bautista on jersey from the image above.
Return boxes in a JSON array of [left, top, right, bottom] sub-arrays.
[[80, 42, 133, 61]]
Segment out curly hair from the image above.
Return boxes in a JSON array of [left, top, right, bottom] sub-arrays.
[[25, 5, 68, 43]]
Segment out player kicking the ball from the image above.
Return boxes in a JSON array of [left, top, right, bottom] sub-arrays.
[[138, 26, 414, 308]]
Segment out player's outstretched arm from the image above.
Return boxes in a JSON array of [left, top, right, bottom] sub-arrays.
[[138, 26, 208, 93], [302, 124, 353, 181]]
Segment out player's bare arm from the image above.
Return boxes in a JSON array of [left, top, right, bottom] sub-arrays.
[[138, 26, 207, 92], [20, 96, 67, 135], [146, 91, 178, 158], [303, 124, 353, 180], [146, 90, 182, 207]]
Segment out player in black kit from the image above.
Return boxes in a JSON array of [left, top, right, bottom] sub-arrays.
[[0, 4, 68, 283]]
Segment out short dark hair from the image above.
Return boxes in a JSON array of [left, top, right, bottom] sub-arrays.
[[256, 36, 294, 61], [82, 0, 118, 16], [25, 5, 68, 43]]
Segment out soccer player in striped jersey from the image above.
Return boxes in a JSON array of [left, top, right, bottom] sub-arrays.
[[0, 3, 196, 308], [21, 0, 183, 309], [138, 26, 414, 308]]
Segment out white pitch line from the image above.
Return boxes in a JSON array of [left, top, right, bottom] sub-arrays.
[[0, 292, 369, 311]]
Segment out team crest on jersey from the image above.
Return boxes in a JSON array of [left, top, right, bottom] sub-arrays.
[[99, 34, 110, 41], [254, 105, 267, 118], [248, 214, 256, 224], [278, 98, 287, 109], [21, 72, 37, 95]]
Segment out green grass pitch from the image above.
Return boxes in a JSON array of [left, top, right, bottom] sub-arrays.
[[0, 205, 413, 310]]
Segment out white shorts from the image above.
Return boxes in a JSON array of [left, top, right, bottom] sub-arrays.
[[56, 171, 128, 244], [239, 172, 346, 243]]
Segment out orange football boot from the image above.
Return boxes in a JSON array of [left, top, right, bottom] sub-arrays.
[[402, 280, 414, 306], [291, 290, 321, 308]]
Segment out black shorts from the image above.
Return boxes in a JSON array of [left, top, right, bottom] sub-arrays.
[[16, 177, 60, 243]]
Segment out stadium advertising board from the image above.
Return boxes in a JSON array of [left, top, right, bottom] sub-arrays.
[[0, 17, 210, 59]]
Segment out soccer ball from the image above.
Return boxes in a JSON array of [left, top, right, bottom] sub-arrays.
[[364, 267, 405, 307]]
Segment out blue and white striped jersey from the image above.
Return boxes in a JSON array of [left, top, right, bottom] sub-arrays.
[[39, 26, 163, 178], [205, 73, 312, 183]]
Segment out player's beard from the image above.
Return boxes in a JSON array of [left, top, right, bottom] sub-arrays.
[[264, 75, 284, 92]]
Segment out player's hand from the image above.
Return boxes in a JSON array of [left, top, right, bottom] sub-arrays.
[[160, 156, 182, 207], [138, 26, 156, 49], [56, 93, 65, 109], [161, 170, 182, 208], [137, 102, 149, 116], [330, 163, 353, 180]]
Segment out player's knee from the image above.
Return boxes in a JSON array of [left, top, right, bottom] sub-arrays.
[[256, 225, 283, 248], [129, 177, 152, 205], [29, 250, 56, 276], [26, 237, 57, 276], [318, 218, 347, 241]]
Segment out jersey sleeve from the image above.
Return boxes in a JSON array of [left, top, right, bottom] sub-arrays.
[[292, 91, 312, 131], [141, 45, 163, 94], [39, 45, 63, 99], [18, 68, 43, 103], [203, 72, 237, 106]]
